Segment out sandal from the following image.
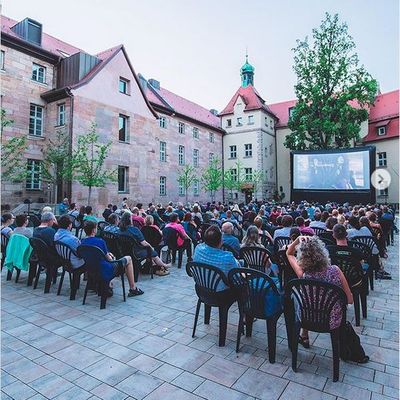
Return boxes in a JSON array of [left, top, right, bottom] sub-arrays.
[[298, 335, 310, 349], [128, 288, 144, 297]]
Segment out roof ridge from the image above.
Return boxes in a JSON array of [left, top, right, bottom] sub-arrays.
[[96, 44, 123, 57]]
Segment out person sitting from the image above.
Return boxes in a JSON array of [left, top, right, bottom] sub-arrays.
[[13, 214, 32, 238], [182, 213, 199, 247], [273, 215, 293, 240], [81, 220, 143, 297], [103, 213, 120, 233], [221, 210, 241, 229], [83, 206, 97, 222], [142, 215, 163, 255], [131, 207, 145, 228], [191, 204, 203, 226], [221, 222, 240, 256], [295, 216, 314, 235], [102, 204, 113, 221], [118, 212, 171, 276], [254, 217, 274, 244], [33, 212, 58, 247], [286, 236, 353, 348], [165, 212, 193, 261], [148, 205, 165, 228], [309, 212, 326, 229], [347, 216, 371, 239], [54, 215, 85, 269], [193, 225, 239, 291], [174, 202, 186, 222], [337, 214, 346, 225], [325, 217, 338, 231], [1, 213, 14, 237]]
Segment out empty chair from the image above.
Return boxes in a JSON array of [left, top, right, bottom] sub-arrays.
[[239, 246, 274, 274], [228, 267, 283, 363], [186, 262, 237, 347], [285, 279, 347, 382]]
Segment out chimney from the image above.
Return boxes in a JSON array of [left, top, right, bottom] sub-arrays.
[[209, 109, 218, 116], [11, 18, 42, 46], [137, 74, 147, 94], [148, 79, 160, 90]]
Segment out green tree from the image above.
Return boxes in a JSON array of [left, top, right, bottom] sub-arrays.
[[201, 157, 222, 202], [223, 160, 246, 200], [285, 13, 378, 150], [1, 108, 28, 182], [248, 170, 263, 196], [72, 123, 117, 205], [177, 164, 197, 203]]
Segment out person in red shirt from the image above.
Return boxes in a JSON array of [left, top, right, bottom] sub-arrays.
[[270, 206, 281, 225], [131, 207, 145, 228], [165, 213, 193, 261]]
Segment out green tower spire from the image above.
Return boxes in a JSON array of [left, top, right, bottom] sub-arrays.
[[240, 53, 254, 87]]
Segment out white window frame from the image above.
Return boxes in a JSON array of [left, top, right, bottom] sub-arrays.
[[118, 166, 129, 193], [178, 145, 185, 166], [231, 168, 237, 181], [237, 117, 243, 126], [159, 116, 167, 128], [32, 63, 46, 83], [0, 50, 4, 70], [118, 114, 129, 142], [193, 179, 199, 196], [26, 159, 41, 190], [229, 145, 237, 159], [29, 104, 44, 136], [193, 149, 199, 167], [378, 152, 387, 167], [160, 176, 167, 196], [377, 126, 386, 136], [245, 167, 252, 181], [193, 127, 199, 139], [119, 77, 129, 94], [178, 181, 185, 197], [244, 143, 252, 157], [57, 103, 65, 126], [160, 141, 167, 162], [178, 122, 185, 134], [209, 132, 215, 143], [248, 115, 254, 125]]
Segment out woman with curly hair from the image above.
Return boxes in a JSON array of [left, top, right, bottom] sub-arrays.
[[286, 236, 353, 348]]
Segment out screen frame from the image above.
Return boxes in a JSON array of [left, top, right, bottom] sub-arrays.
[[290, 146, 376, 204]]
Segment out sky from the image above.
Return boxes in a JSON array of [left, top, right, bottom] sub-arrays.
[[3, 0, 399, 111]]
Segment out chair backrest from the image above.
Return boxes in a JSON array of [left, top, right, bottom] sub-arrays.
[[97, 221, 109, 231], [163, 227, 179, 249], [77, 244, 105, 277], [1, 232, 10, 253], [117, 234, 137, 258], [329, 253, 365, 288], [313, 227, 327, 236], [100, 230, 121, 258], [285, 278, 347, 333], [29, 237, 53, 265], [348, 240, 372, 260], [273, 236, 291, 253], [260, 233, 273, 247], [276, 249, 297, 288], [239, 246, 272, 273], [350, 236, 378, 254], [221, 243, 239, 259], [228, 267, 280, 319], [141, 226, 162, 248], [54, 241, 78, 267]]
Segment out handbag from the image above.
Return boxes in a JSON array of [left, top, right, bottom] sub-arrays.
[[339, 321, 369, 363]]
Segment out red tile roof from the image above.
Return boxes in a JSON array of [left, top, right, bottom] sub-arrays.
[[146, 82, 222, 130], [268, 99, 297, 128], [219, 85, 276, 117], [2, 16, 82, 57], [364, 90, 399, 142]]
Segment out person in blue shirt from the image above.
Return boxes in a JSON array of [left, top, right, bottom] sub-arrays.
[[221, 222, 240, 257], [193, 225, 239, 291], [59, 198, 69, 215], [81, 220, 143, 297]]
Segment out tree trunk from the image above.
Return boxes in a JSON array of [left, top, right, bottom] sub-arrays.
[[88, 186, 92, 206]]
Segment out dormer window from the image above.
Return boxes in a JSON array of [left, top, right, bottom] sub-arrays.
[[377, 126, 386, 136], [11, 18, 42, 46], [119, 77, 129, 94]]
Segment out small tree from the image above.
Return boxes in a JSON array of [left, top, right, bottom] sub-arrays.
[[285, 13, 377, 150], [223, 160, 246, 201], [72, 123, 117, 205], [201, 157, 222, 202], [177, 164, 197, 203], [249, 170, 263, 197]]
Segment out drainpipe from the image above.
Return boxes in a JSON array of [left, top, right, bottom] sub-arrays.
[[67, 89, 74, 200], [221, 130, 225, 203]]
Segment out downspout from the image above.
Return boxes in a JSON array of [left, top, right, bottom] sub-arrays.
[[67, 89, 74, 200], [274, 122, 278, 201], [222, 131, 225, 203]]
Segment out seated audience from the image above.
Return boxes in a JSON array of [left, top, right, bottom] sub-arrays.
[[131, 207, 145, 228], [295, 216, 314, 235], [33, 212, 57, 246], [13, 214, 32, 238], [221, 222, 240, 256], [325, 217, 338, 231], [83, 206, 97, 222], [309, 212, 326, 229], [102, 204, 113, 220], [273, 215, 293, 240], [254, 217, 274, 243], [165, 212, 193, 261], [104, 213, 120, 233], [182, 213, 198, 246], [67, 203, 79, 219]]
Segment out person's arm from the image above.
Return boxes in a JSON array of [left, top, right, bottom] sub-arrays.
[[336, 267, 353, 304], [286, 236, 303, 278]]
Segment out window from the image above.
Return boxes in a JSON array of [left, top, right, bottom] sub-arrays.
[[178, 145, 185, 165], [32, 63, 46, 83], [119, 115, 129, 142], [244, 143, 252, 157], [26, 159, 41, 190], [160, 141, 167, 162], [270, 119, 273, 128], [193, 127, 199, 139], [236, 117, 243, 126], [119, 77, 129, 94], [377, 126, 386, 136], [264, 147, 268, 157], [193, 180, 199, 196], [229, 145, 237, 159], [178, 181, 185, 196], [226, 119, 232, 128], [265, 117, 269, 126], [378, 152, 387, 167], [0, 50, 4, 70], [248, 115, 254, 125], [269, 144, 273, 155], [270, 167, 274, 179], [193, 149, 199, 167], [57, 103, 65, 126], [118, 166, 129, 192], [178, 122, 185, 134], [160, 176, 166, 196], [245, 168, 252, 181], [209, 153, 214, 165], [209, 132, 215, 143], [159, 117, 167, 128], [231, 168, 237, 181], [29, 104, 43, 136], [379, 188, 389, 196]]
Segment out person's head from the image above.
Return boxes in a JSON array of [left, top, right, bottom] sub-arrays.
[[1, 213, 14, 226], [79, 206, 86, 214], [183, 212, 192, 222], [321, 211, 329, 222], [57, 215, 73, 230], [69, 203, 76, 211], [63, 198, 69, 205], [119, 212, 132, 231], [297, 237, 330, 273], [276, 215, 283, 226], [132, 207, 139, 216], [331, 209, 339, 217], [253, 216, 263, 229], [358, 208, 366, 217], [144, 215, 154, 226], [193, 205, 200, 213], [166, 205, 173, 213], [295, 216, 305, 227], [85, 206, 93, 215], [136, 203, 143, 210], [290, 227, 301, 241], [42, 206, 52, 214], [368, 212, 377, 223], [169, 212, 179, 223], [221, 221, 233, 235], [177, 202, 184, 210], [258, 208, 265, 217], [226, 210, 232, 218], [326, 217, 338, 230], [242, 225, 260, 245], [348, 216, 360, 230], [314, 212, 321, 221], [83, 220, 97, 237], [107, 203, 112, 209], [41, 212, 56, 226], [382, 206, 388, 213], [282, 215, 293, 228], [149, 205, 156, 213], [300, 209, 308, 220], [333, 224, 347, 241], [108, 213, 120, 226], [204, 225, 222, 248], [112, 205, 118, 212], [337, 214, 346, 225], [359, 216, 370, 228], [15, 214, 28, 228]]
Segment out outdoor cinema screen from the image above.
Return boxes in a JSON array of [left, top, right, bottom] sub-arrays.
[[293, 149, 371, 191]]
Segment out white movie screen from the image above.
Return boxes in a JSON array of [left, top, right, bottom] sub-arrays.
[[293, 150, 370, 190]]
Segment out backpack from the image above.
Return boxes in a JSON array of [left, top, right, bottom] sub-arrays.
[[339, 321, 369, 363]]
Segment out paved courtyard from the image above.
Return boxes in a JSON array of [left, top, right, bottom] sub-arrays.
[[1, 239, 398, 400]]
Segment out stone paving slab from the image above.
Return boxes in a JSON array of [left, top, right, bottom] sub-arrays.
[[1, 237, 398, 399]]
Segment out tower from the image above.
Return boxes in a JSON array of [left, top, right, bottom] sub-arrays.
[[240, 54, 254, 87]]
